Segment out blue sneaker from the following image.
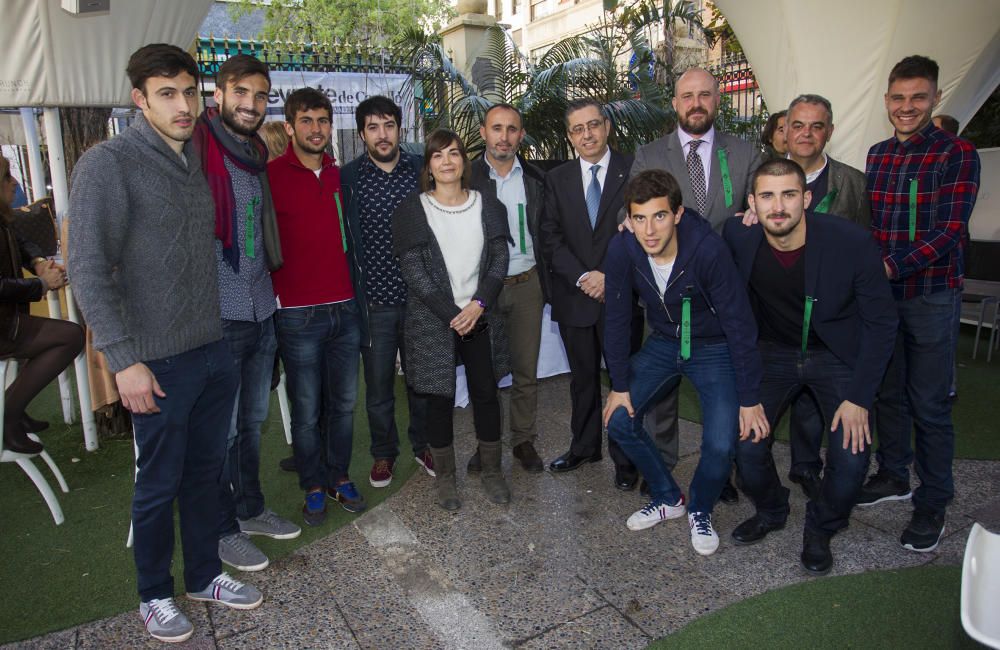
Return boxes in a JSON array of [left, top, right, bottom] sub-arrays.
[[327, 480, 367, 513], [302, 487, 327, 526]]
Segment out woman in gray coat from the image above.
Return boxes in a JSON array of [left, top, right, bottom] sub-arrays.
[[391, 129, 510, 511]]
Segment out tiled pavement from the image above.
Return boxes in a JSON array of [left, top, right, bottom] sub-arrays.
[[9, 376, 1000, 649]]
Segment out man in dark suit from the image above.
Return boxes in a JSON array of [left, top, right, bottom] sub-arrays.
[[540, 98, 636, 485], [627, 67, 762, 501], [469, 104, 548, 473], [722, 158, 897, 574]]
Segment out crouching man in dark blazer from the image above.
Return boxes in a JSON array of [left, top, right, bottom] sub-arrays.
[[722, 158, 897, 575]]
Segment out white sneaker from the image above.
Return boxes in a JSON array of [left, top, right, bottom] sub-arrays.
[[626, 496, 686, 531], [688, 511, 720, 556]]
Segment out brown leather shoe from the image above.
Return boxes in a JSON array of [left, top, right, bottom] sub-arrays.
[[512, 441, 544, 473]]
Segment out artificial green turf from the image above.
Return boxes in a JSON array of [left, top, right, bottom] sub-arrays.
[[675, 324, 1000, 460], [650, 565, 985, 649], [0, 374, 418, 644]]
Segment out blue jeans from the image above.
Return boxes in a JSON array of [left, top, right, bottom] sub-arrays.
[[607, 334, 738, 514], [131, 340, 238, 601], [738, 343, 870, 536], [361, 304, 428, 460], [875, 289, 959, 515], [276, 301, 361, 491], [218, 318, 277, 536]]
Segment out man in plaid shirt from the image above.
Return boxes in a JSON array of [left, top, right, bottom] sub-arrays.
[[856, 55, 980, 553]]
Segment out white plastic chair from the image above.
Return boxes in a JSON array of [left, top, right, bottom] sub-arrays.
[[961, 522, 1000, 649], [276, 369, 292, 445], [0, 359, 69, 525]]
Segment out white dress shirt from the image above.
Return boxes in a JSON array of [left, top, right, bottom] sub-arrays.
[[579, 147, 612, 193]]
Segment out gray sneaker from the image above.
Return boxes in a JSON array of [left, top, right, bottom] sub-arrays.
[[238, 508, 302, 540], [186, 572, 263, 610], [219, 532, 269, 572], [139, 597, 193, 643]]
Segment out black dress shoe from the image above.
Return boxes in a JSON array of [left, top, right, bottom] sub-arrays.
[[732, 514, 786, 545], [801, 529, 833, 575], [3, 427, 43, 455], [789, 469, 822, 502], [639, 479, 650, 497], [719, 478, 739, 504], [614, 468, 638, 491], [548, 450, 602, 473], [512, 442, 544, 473], [279, 455, 297, 472]]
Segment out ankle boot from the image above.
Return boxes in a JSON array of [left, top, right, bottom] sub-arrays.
[[478, 440, 511, 504], [428, 445, 461, 511], [20, 412, 50, 433], [3, 420, 43, 455]]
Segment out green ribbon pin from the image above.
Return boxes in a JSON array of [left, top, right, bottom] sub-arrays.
[[717, 149, 733, 208], [908, 178, 918, 242], [334, 191, 347, 253], [244, 196, 259, 259], [802, 296, 817, 354], [680, 296, 692, 361], [517, 203, 527, 254], [813, 189, 838, 214]]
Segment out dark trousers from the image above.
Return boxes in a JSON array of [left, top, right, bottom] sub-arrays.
[[789, 393, 824, 476], [737, 343, 869, 536], [875, 289, 959, 516], [218, 317, 277, 536], [559, 321, 631, 471], [276, 301, 361, 491], [425, 329, 502, 448], [362, 304, 428, 460], [131, 340, 238, 601], [628, 299, 680, 473]]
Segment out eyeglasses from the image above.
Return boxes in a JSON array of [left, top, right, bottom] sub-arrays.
[[568, 119, 606, 136]]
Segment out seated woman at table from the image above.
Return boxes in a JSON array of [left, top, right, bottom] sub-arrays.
[[0, 157, 84, 455], [391, 129, 511, 511]]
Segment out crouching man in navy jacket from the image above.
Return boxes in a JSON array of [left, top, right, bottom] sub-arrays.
[[602, 169, 769, 556], [722, 158, 897, 575]]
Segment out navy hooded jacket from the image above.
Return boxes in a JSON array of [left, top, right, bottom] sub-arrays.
[[604, 210, 762, 407]]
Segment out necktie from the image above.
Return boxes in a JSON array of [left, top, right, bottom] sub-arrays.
[[687, 139, 707, 216], [586, 164, 601, 229]]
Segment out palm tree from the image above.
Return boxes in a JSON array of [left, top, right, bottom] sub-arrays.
[[399, 10, 672, 160]]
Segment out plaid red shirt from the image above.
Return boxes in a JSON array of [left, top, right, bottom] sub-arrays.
[[866, 122, 980, 300]]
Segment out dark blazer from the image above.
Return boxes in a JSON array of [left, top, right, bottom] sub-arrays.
[[722, 212, 898, 409], [604, 211, 762, 407], [824, 156, 871, 229], [391, 190, 511, 396], [0, 220, 46, 355], [541, 150, 633, 327], [470, 155, 550, 301], [632, 129, 761, 231]]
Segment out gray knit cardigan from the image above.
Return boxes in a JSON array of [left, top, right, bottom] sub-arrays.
[[391, 189, 510, 396]]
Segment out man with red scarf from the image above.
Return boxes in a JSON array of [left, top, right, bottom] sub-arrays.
[[192, 54, 299, 574]]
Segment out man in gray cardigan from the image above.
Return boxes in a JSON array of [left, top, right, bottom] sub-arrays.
[[69, 44, 261, 644]]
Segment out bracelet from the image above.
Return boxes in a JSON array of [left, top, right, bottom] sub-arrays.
[[474, 298, 486, 309]]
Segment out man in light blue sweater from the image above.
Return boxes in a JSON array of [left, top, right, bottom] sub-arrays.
[[69, 43, 262, 644]]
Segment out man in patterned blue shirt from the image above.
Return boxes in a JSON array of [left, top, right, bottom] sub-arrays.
[[193, 54, 300, 574], [341, 96, 433, 489]]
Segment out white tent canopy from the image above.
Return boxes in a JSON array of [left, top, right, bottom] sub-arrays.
[[714, 0, 1000, 171], [0, 0, 213, 108]]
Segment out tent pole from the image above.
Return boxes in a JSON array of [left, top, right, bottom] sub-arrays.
[[19, 109, 47, 203], [42, 107, 99, 452]]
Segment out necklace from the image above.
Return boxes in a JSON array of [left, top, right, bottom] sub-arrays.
[[425, 191, 477, 214]]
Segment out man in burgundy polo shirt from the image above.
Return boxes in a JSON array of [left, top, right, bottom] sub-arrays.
[[268, 87, 366, 526]]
